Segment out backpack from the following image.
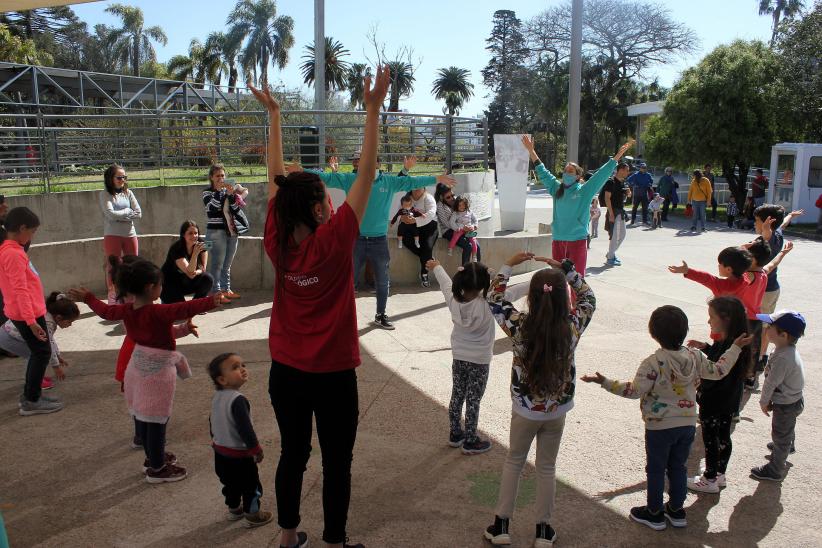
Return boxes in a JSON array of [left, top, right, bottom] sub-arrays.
[[598, 181, 610, 207]]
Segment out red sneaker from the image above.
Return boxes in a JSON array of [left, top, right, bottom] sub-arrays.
[[142, 452, 178, 472], [41, 376, 54, 390]]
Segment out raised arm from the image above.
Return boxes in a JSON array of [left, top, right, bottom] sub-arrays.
[[487, 252, 534, 338], [763, 241, 793, 275], [248, 80, 284, 202], [345, 65, 391, 220], [580, 140, 633, 202]]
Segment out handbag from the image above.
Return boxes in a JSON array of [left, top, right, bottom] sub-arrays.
[[685, 204, 694, 218]]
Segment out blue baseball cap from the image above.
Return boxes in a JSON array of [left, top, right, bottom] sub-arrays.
[[757, 310, 806, 338], [639, 162, 647, 168]]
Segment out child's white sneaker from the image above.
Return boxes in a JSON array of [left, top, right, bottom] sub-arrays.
[[688, 474, 720, 493], [398, 240, 403, 249], [413, 238, 420, 248], [470, 254, 477, 263], [447, 248, 453, 256]]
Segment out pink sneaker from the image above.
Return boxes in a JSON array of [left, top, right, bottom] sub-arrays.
[[41, 376, 54, 390]]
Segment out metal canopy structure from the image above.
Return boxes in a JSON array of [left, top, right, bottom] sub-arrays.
[[0, 0, 99, 10], [0, 62, 273, 113]]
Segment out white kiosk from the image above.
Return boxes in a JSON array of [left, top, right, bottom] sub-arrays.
[[768, 143, 822, 223]]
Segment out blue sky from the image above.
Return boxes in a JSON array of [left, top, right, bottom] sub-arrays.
[[72, 0, 775, 117]]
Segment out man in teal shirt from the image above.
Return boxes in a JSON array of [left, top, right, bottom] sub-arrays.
[[310, 153, 454, 329]]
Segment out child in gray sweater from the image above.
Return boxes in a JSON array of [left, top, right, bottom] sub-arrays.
[[751, 310, 806, 482]]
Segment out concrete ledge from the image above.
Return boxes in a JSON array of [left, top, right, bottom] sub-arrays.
[[29, 232, 551, 293]]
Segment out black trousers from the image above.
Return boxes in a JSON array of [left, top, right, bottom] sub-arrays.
[[443, 228, 482, 265], [269, 360, 359, 544], [214, 451, 263, 514], [661, 195, 672, 221], [701, 413, 734, 479], [711, 196, 718, 220], [631, 193, 649, 223], [0, 288, 6, 324], [402, 221, 439, 275], [134, 419, 167, 469], [727, 214, 736, 228], [11, 316, 51, 402], [160, 272, 214, 304]]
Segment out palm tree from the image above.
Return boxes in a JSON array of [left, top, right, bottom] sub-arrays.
[[221, 29, 245, 92], [227, 0, 294, 85], [432, 66, 475, 116], [346, 63, 370, 110], [300, 36, 350, 96], [166, 38, 222, 87], [104, 3, 167, 76], [758, 0, 805, 46], [386, 60, 415, 112]]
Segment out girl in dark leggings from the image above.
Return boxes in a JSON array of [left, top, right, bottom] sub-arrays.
[[401, 187, 438, 287], [250, 65, 390, 548]]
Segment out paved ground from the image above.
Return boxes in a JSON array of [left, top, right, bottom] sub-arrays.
[[1, 210, 820, 548]]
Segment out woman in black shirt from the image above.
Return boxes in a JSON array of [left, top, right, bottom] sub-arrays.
[[160, 220, 214, 303]]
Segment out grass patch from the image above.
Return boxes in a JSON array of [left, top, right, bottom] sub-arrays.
[[468, 470, 535, 508]]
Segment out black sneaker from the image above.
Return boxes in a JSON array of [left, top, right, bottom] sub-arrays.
[[280, 531, 309, 548], [373, 314, 395, 330], [448, 432, 465, 448], [484, 516, 511, 545], [767, 441, 796, 454], [664, 502, 687, 528], [462, 438, 492, 455], [534, 522, 557, 547], [420, 273, 431, 288], [750, 465, 782, 482], [629, 506, 666, 531]]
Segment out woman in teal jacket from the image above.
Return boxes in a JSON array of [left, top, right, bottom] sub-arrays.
[[521, 136, 633, 275]]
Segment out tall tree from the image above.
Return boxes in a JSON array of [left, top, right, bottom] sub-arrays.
[[528, 0, 696, 79], [1, 7, 82, 45], [386, 60, 414, 112], [758, 0, 805, 46], [299, 36, 350, 96], [227, 0, 294, 85], [432, 66, 475, 116], [0, 23, 53, 65], [104, 3, 167, 76], [482, 10, 529, 137], [774, 1, 821, 140], [644, 40, 784, 207], [346, 63, 370, 109]]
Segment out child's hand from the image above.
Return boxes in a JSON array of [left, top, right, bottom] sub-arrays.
[[781, 241, 794, 254], [255, 449, 265, 463], [667, 261, 689, 274], [533, 256, 561, 268], [53, 364, 66, 381], [28, 322, 47, 342], [186, 318, 199, 338], [761, 401, 772, 416], [58, 355, 69, 369], [328, 156, 339, 173], [425, 259, 440, 271], [733, 332, 754, 347], [686, 339, 707, 350], [581, 372, 605, 384], [505, 252, 535, 267], [247, 79, 280, 112], [67, 287, 90, 302]]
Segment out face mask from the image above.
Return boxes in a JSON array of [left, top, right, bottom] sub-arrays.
[[562, 173, 577, 186]]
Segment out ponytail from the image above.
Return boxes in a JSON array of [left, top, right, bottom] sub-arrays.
[[520, 268, 573, 397], [45, 291, 80, 320]]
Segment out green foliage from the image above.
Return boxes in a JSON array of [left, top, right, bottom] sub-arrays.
[[0, 23, 53, 65], [645, 40, 782, 168], [104, 3, 168, 76], [227, 0, 295, 85], [432, 67, 475, 116], [300, 36, 350, 95]]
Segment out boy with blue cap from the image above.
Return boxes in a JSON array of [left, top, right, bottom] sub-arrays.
[[751, 310, 806, 482]]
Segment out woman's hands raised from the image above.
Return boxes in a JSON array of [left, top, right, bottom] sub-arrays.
[[613, 139, 635, 162], [248, 79, 280, 113], [363, 65, 390, 112]]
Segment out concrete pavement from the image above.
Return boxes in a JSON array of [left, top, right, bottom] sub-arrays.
[[1, 211, 820, 547]]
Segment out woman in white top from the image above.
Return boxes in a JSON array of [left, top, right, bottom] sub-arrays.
[[98, 163, 142, 303], [399, 187, 438, 287], [435, 183, 482, 265]]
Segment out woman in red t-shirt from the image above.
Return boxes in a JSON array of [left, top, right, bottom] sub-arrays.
[[249, 66, 390, 548]]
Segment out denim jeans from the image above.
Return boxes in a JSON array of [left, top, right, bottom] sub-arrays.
[[353, 235, 390, 315], [442, 228, 481, 265], [645, 425, 695, 512], [206, 229, 239, 292], [692, 200, 707, 230]]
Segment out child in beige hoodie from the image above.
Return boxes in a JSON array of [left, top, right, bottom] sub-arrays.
[[582, 305, 751, 532]]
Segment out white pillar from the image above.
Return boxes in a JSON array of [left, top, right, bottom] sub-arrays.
[[567, 0, 583, 164], [314, 0, 325, 167]]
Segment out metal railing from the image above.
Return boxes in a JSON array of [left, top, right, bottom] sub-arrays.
[[0, 110, 488, 193]]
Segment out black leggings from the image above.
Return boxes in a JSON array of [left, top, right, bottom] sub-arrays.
[[269, 360, 359, 544], [701, 414, 733, 479], [160, 272, 214, 304], [402, 221, 438, 275], [11, 316, 51, 402], [215, 451, 263, 514], [134, 419, 167, 469]]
